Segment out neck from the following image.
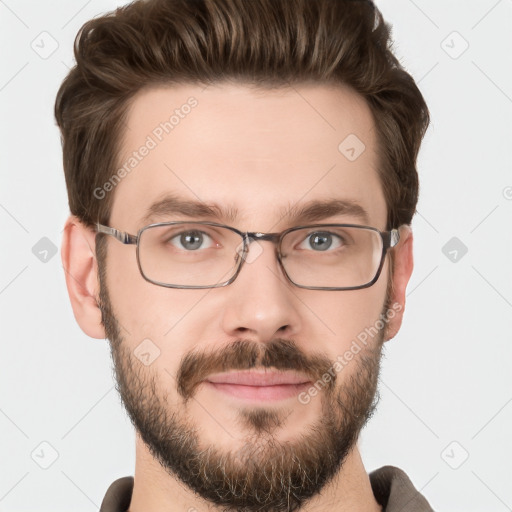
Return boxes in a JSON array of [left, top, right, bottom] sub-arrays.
[[128, 434, 382, 512]]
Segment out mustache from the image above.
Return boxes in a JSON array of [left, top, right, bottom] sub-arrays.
[[176, 338, 336, 400]]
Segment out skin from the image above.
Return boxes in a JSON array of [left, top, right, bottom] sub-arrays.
[[61, 82, 414, 511]]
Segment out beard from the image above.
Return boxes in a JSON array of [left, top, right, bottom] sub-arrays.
[[98, 255, 390, 512]]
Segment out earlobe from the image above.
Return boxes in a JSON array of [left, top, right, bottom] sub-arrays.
[[61, 215, 106, 339], [384, 225, 414, 342]]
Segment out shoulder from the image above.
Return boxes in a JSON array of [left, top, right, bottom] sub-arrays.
[[99, 476, 134, 512], [369, 465, 434, 512]]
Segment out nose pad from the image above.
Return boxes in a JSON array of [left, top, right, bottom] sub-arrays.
[[245, 239, 264, 264], [234, 242, 241, 263], [234, 240, 246, 265], [235, 238, 264, 265]]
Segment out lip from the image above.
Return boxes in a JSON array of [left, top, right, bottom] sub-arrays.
[[205, 370, 311, 386], [203, 370, 312, 401]]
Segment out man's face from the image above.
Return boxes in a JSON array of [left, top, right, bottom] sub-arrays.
[[99, 82, 393, 511]]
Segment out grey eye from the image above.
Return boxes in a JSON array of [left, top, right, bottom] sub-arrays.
[[169, 230, 213, 251], [299, 232, 343, 252]]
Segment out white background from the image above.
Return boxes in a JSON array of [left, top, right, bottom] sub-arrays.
[[1, 0, 511, 510]]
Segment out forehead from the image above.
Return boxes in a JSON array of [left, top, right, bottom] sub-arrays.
[[110, 81, 387, 231]]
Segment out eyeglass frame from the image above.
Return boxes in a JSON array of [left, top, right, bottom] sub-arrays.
[[95, 220, 401, 291]]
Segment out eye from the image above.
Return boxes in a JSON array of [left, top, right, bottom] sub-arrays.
[[297, 231, 345, 252], [168, 230, 215, 251]]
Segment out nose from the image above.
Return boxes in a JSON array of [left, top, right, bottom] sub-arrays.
[[219, 239, 302, 343]]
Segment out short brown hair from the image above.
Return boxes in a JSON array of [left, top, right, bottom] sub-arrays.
[[55, 0, 429, 232]]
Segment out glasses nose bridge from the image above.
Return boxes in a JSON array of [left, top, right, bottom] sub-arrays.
[[245, 231, 281, 243], [237, 231, 282, 264], [242, 231, 282, 253]]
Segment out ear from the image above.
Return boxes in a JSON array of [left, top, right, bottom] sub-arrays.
[[61, 215, 106, 339], [384, 225, 414, 342]]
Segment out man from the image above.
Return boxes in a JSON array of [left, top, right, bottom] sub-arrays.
[[56, 0, 432, 510]]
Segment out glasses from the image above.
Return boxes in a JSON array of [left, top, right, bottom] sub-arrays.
[[95, 221, 401, 290]]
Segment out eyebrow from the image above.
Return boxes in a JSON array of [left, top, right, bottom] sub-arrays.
[[140, 193, 370, 227]]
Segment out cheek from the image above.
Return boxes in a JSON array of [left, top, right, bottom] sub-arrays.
[[105, 241, 207, 350], [305, 271, 389, 357]]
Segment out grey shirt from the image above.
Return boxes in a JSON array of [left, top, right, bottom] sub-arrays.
[[100, 465, 433, 511]]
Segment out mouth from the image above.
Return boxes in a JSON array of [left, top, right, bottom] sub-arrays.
[[203, 370, 312, 401]]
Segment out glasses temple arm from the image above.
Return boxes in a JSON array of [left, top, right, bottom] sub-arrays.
[[389, 228, 400, 248], [96, 223, 138, 245]]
